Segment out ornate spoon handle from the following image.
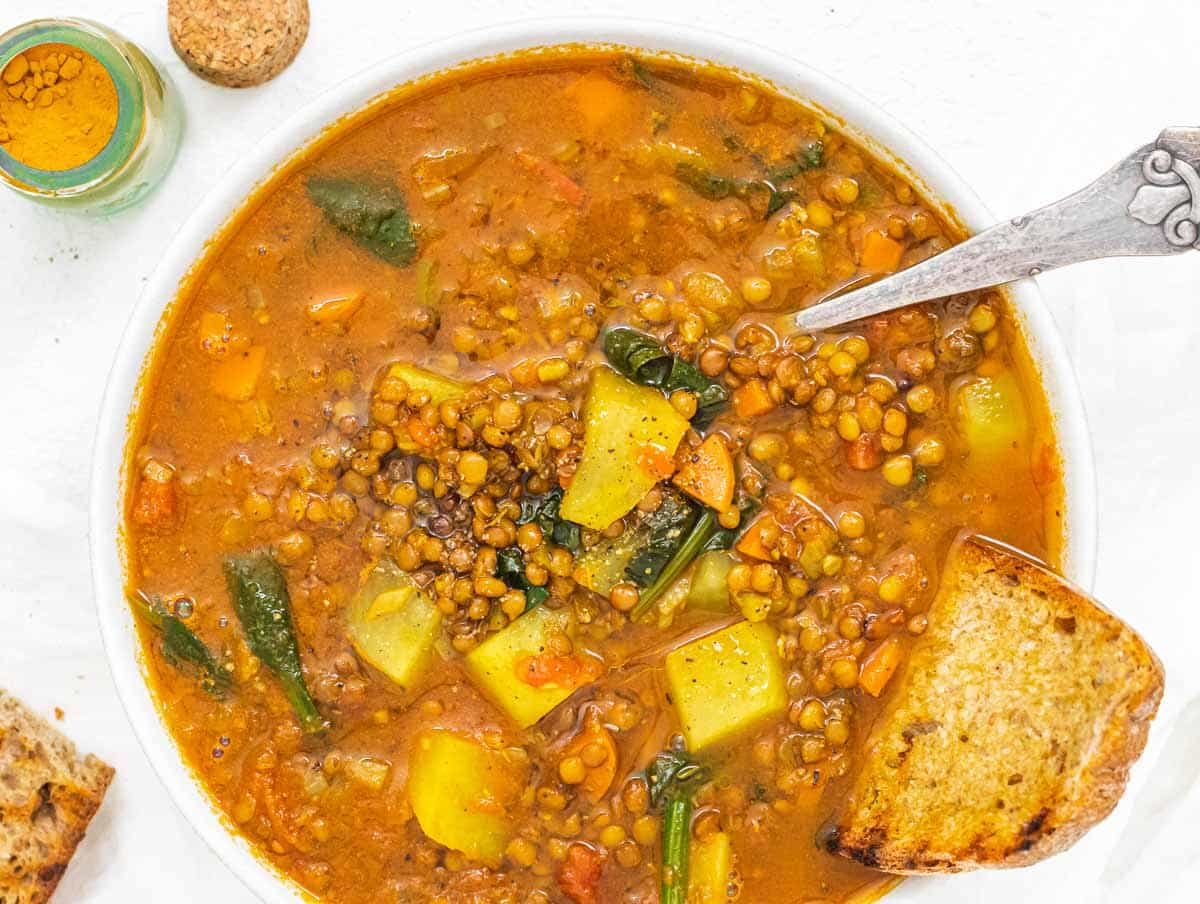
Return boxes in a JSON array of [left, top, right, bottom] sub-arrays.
[[792, 127, 1200, 332]]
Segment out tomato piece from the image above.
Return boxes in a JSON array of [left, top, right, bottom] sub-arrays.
[[558, 842, 605, 904], [131, 473, 179, 531], [845, 432, 883, 471], [516, 151, 586, 207], [515, 653, 603, 690]]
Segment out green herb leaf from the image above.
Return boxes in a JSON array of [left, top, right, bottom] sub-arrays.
[[496, 546, 550, 610], [674, 162, 738, 200], [647, 748, 710, 904], [603, 328, 729, 427], [647, 748, 709, 809], [517, 487, 582, 553], [625, 490, 700, 588], [307, 176, 418, 267], [701, 496, 760, 553], [223, 551, 325, 733], [630, 509, 720, 620], [132, 594, 230, 698], [767, 139, 825, 183]]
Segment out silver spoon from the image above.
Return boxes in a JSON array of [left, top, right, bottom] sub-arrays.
[[791, 127, 1200, 332]]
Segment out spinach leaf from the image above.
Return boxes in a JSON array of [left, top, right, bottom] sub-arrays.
[[132, 593, 229, 698], [603, 328, 729, 427], [625, 491, 700, 588], [702, 496, 760, 553], [517, 486, 582, 553], [647, 747, 710, 904], [224, 551, 325, 733], [767, 139, 825, 183], [647, 747, 709, 810], [630, 508, 719, 620], [674, 140, 822, 220], [307, 176, 418, 267], [496, 546, 550, 610], [674, 162, 739, 200]]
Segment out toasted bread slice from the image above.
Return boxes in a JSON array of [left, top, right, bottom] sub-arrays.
[[0, 690, 114, 903], [825, 534, 1163, 873]]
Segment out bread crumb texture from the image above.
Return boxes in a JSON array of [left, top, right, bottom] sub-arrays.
[[827, 534, 1164, 873], [0, 689, 114, 904]]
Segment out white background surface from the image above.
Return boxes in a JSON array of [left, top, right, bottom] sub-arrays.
[[2, 1, 1198, 901]]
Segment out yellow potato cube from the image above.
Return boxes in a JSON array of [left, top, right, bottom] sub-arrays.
[[465, 606, 575, 728], [408, 731, 524, 865], [346, 561, 441, 691], [560, 367, 690, 530], [665, 621, 787, 751], [690, 831, 733, 904]]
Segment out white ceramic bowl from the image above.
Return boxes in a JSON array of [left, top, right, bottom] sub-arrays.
[[90, 18, 1098, 903]]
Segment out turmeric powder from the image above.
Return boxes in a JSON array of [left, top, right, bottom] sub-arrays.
[[0, 43, 119, 171]]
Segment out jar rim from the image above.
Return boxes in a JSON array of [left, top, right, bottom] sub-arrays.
[[0, 18, 146, 195]]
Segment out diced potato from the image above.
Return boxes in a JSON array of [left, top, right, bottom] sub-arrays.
[[344, 755, 391, 792], [409, 731, 524, 865], [346, 561, 441, 691], [688, 551, 734, 612], [954, 371, 1029, 459], [465, 606, 579, 727], [665, 621, 787, 751], [690, 831, 733, 904], [572, 523, 645, 597], [382, 362, 466, 404], [560, 367, 690, 530]]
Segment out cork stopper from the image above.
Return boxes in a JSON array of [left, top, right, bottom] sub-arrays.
[[167, 0, 309, 88]]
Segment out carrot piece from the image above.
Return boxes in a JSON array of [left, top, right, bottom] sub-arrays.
[[212, 345, 266, 401], [636, 443, 677, 480], [307, 291, 364, 324], [735, 514, 782, 562], [564, 72, 629, 131], [672, 434, 735, 511], [859, 635, 903, 697], [860, 231, 905, 274], [732, 379, 776, 418], [517, 150, 586, 207]]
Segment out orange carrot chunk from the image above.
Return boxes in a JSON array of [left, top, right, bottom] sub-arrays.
[[860, 230, 905, 274], [859, 635, 903, 697], [212, 345, 266, 401], [735, 514, 782, 562], [732, 379, 776, 418], [672, 433, 736, 511]]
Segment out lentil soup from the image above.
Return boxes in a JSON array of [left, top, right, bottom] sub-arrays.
[[124, 49, 1061, 904]]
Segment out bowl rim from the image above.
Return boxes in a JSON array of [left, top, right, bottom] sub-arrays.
[[89, 16, 1098, 903]]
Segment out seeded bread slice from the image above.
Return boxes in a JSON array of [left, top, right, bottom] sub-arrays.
[[825, 534, 1164, 873], [0, 690, 114, 903]]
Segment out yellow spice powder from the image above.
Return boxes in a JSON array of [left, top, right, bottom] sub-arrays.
[[0, 42, 120, 171]]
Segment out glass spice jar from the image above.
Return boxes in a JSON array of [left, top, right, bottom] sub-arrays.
[[0, 18, 183, 214]]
